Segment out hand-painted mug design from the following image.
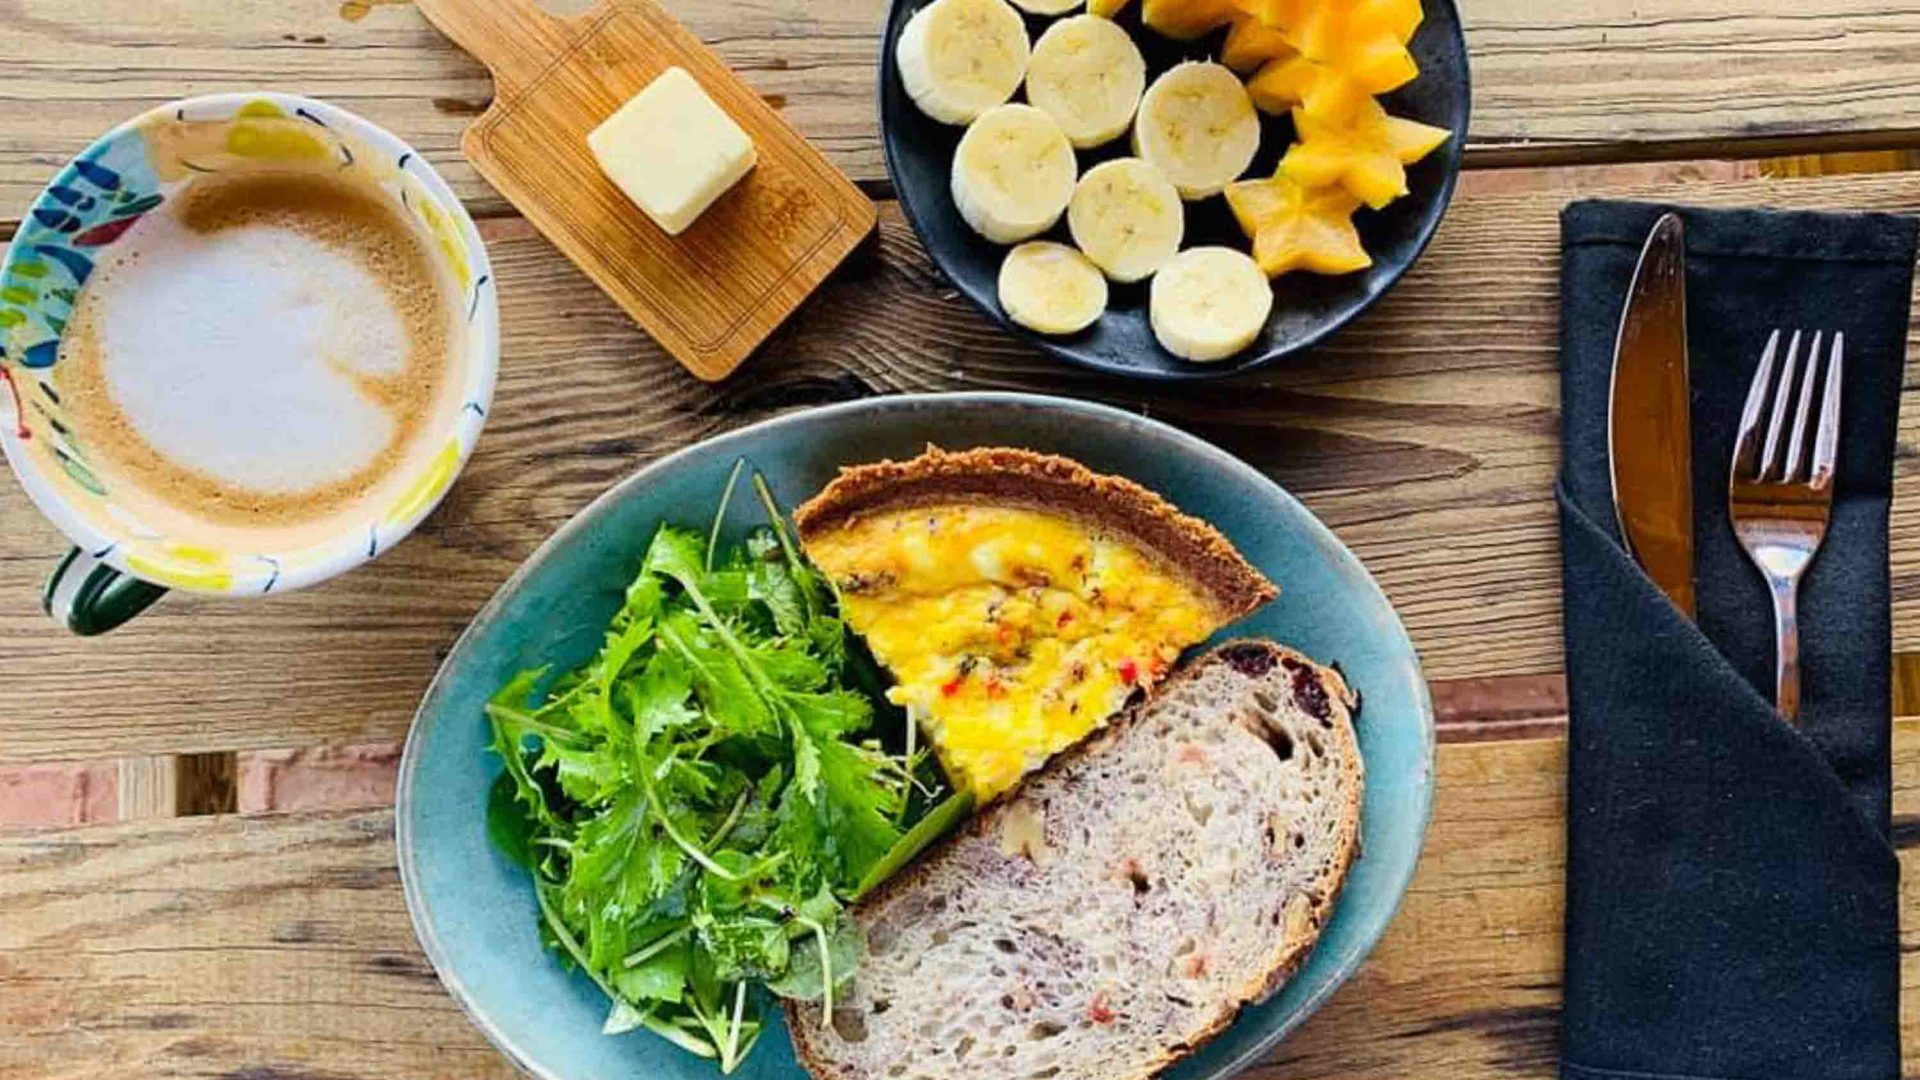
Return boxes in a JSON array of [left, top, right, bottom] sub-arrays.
[[0, 93, 500, 634]]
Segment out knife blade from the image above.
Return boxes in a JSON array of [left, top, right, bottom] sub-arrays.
[[1608, 212, 1696, 619]]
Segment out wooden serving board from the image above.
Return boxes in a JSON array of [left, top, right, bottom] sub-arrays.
[[414, 0, 877, 381]]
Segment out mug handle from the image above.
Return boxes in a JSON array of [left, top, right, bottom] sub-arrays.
[[44, 547, 168, 635]]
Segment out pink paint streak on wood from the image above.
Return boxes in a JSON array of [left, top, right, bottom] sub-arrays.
[[1433, 673, 1568, 724], [1432, 674, 1571, 744], [236, 743, 402, 814], [0, 763, 117, 828]]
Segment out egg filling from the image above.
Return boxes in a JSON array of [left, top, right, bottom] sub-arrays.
[[804, 505, 1222, 800]]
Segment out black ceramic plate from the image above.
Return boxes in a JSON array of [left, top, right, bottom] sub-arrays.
[[879, 0, 1471, 380]]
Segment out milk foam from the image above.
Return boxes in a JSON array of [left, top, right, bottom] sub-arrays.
[[89, 211, 403, 492]]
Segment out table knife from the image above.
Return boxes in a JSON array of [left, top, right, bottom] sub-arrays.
[[1608, 212, 1696, 619]]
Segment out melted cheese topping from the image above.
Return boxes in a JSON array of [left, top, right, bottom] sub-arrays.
[[805, 505, 1222, 800]]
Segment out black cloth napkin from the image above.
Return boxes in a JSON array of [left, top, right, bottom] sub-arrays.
[[1558, 200, 1914, 1080]]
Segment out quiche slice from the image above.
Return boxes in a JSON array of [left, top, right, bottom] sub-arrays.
[[793, 447, 1276, 801]]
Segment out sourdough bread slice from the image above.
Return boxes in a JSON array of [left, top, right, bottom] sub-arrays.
[[787, 640, 1363, 1080]]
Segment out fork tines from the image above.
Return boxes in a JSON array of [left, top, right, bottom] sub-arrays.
[[1732, 329, 1844, 488]]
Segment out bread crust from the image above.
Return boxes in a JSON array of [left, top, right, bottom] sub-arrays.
[[793, 447, 1277, 621], [786, 640, 1363, 1080]]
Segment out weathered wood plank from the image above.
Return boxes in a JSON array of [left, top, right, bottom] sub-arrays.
[[113, 757, 176, 821], [0, 810, 520, 1079], [1462, 1, 1920, 163], [0, 0, 867, 222], [3, 724, 1915, 1079], [9, 0, 1920, 221], [5, 167, 1920, 762]]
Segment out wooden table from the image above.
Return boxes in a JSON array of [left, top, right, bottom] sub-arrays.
[[3, 2, 1919, 1076]]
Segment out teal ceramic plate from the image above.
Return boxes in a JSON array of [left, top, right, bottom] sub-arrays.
[[398, 392, 1434, 1080]]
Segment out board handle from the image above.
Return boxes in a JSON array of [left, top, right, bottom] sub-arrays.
[[414, 0, 587, 94]]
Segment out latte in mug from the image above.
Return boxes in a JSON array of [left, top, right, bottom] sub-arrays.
[[54, 163, 465, 552]]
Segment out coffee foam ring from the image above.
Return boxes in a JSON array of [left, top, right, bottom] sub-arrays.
[[57, 169, 461, 534]]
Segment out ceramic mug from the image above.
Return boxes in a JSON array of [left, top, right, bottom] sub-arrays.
[[0, 93, 499, 634]]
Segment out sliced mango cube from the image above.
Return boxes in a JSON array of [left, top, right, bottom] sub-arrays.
[[1088, 0, 1133, 17], [1224, 173, 1370, 277], [1221, 16, 1295, 74], [1142, 0, 1242, 39], [1280, 99, 1450, 209]]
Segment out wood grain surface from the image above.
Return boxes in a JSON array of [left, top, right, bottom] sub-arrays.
[[9, 0, 1920, 221], [5, 166, 1920, 763], [3, 724, 1915, 1078], [0, 166, 1908, 763], [414, 0, 876, 379]]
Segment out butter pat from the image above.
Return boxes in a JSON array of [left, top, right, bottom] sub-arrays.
[[588, 67, 757, 236]]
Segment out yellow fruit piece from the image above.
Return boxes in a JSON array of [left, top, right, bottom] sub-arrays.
[[1290, 0, 1422, 93], [1246, 54, 1317, 113], [1280, 99, 1450, 209], [1088, 0, 1133, 17], [1369, 0, 1425, 43], [1347, 34, 1420, 91], [1245, 54, 1373, 124], [1221, 16, 1295, 74], [1383, 112, 1452, 162], [1225, 173, 1370, 277], [1229, 0, 1306, 29], [1294, 0, 1423, 50], [1142, 0, 1241, 39]]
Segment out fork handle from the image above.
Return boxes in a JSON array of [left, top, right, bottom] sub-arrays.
[[1766, 577, 1803, 722]]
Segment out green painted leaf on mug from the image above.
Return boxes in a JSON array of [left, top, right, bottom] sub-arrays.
[[56, 451, 107, 496]]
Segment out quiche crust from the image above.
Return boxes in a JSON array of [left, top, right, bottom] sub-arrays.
[[793, 446, 1277, 620]]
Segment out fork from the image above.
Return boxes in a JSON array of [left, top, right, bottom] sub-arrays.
[[1729, 329, 1844, 723]]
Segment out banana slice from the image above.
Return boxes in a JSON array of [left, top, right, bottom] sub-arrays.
[[1149, 246, 1273, 361], [1067, 158, 1183, 282], [895, 0, 1031, 126], [999, 241, 1109, 334], [1027, 15, 1147, 149], [1131, 62, 1261, 200], [952, 104, 1078, 244]]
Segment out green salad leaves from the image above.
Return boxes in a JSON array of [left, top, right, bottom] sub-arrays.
[[485, 467, 962, 1072]]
